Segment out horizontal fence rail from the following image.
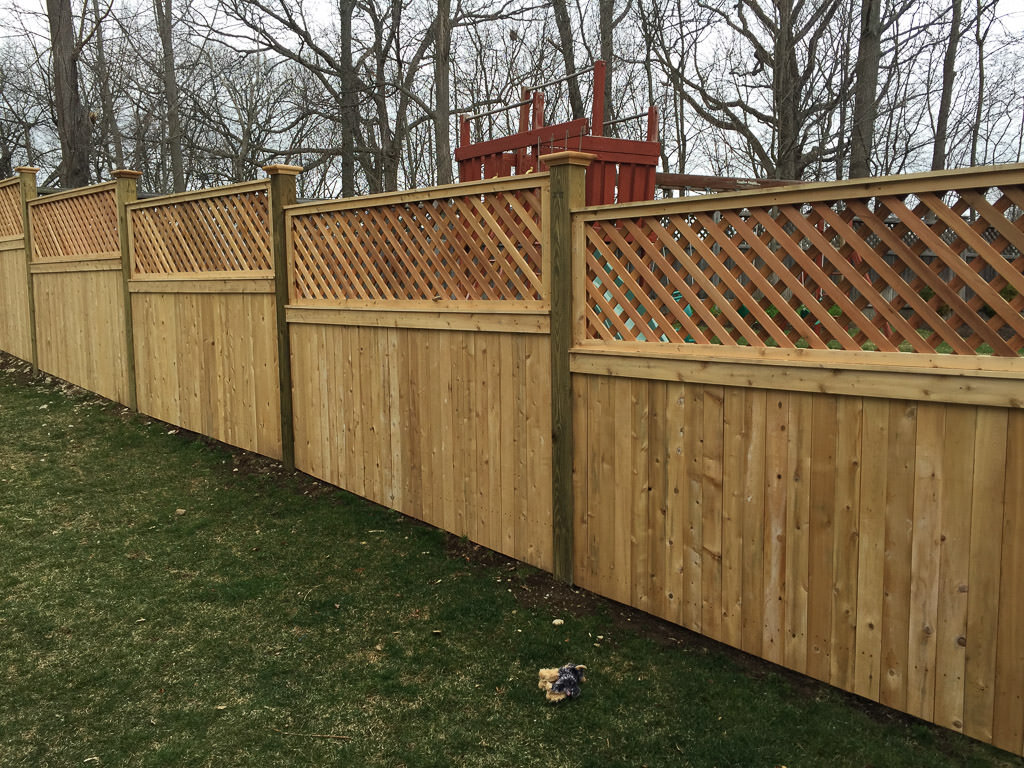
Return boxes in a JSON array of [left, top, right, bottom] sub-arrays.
[[30, 183, 119, 261], [577, 165, 1024, 356], [288, 177, 548, 303], [129, 181, 272, 276]]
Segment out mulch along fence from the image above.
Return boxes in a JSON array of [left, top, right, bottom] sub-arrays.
[[1, 158, 1022, 756]]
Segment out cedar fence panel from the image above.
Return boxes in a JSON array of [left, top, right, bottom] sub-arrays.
[[0, 172, 33, 361], [286, 176, 554, 570], [570, 163, 1024, 755], [128, 179, 284, 459], [28, 181, 132, 403]]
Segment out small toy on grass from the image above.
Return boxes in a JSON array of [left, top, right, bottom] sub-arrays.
[[537, 663, 587, 702]]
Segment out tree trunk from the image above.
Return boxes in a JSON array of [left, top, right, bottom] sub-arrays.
[[550, 0, 585, 120], [92, 0, 125, 170], [154, 0, 185, 191], [434, 0, 453, 185], [849, 0, 881, 178], [339, 0, 357, 197], [931, 0, 962, 171], [47, 0, 90, 186], [599, 0, 615, 128], [773, 0, 801, 179], [970, 0, 996, 166]]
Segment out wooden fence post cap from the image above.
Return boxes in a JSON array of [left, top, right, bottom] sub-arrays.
[[540, 151, 598, 168], [14, 166, 39, 175], [263, 164, 303, 176], [111, 169, 143, 180]]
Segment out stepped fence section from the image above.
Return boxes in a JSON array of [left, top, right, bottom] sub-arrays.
[[286, 176, 554, 569], [569, 163, 1024, 754], [0, 169, 35, 362], [127, 168, 298, 461], [28, 173, 138, 405]]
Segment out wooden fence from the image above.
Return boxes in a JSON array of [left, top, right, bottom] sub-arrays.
[[570, 162, 1024, 754], [285, 176, 555, 570], [0, 159, 1022, 757], [127, 167, 298, 461], [28, 172, 139, 405], [0, 169, 36, 363]]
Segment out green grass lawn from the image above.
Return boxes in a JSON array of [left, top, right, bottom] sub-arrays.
[[1, 353, 1021, 768]]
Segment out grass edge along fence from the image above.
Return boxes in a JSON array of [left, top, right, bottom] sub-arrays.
[[0, 157, 1022, 756]]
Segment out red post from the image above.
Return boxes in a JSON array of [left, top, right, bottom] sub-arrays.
[[591, 60, 606, 136], [459, 114, 470, 148], [532, 91, 544, 130], [647, 105, 659, 142], [518, 87, 531, 133]]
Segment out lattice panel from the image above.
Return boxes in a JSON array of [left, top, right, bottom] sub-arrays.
[[0, 182, 22, 238], [132, 189, 272, 275], [583, 183, 1024, 356], [290, 187, 544, 301], [31, 188, 119, 260]]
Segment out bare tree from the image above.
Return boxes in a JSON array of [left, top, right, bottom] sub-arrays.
[[848, 0, 882, 177], [550, 0, 585, 119], [47, 0, 91, 185], [931, 0, 962, 170], [153, 0, 185, 190], [434, 0, 454, 184]]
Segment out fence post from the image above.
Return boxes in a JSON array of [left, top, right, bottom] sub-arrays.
[[263, 164, 302, 472], [16, 167, 39, 371], [112, 169, 142, 410], [542, 151, 595, 584]]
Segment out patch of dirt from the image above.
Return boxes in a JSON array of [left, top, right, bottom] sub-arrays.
[[0, 352, 37, 387]]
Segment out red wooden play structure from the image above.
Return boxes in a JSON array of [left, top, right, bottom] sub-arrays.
[[455, 61, 661, 206]]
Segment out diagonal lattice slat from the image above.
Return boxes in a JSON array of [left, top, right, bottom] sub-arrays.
[[31, 188, 119, 260], [0, 181, 22, 238], [131, 188, 272, 275], [290, 187, 545, 302], [581, 181, 1024, 356]]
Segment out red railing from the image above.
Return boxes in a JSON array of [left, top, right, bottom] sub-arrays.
[[455, 61, 660, 206]]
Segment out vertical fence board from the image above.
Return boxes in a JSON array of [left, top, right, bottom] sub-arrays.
[[680, 382, 704, 632], [879, 401, 918, 712], [907, 403, 946, 721], [701, 385, 725, 642], [740, 389, 766, 657], [647, 380, 669, 621], [855, 396, 889, 701], [762, 392, 789, 665], [630, 379, 651, 612], [807, 395, 838, 682], [830, 396, 862, 691], [785, 392, 812, 674], [934, 406, 977, 733], [722, 387, 746, 648], [993, 409, 1024, 754], [963, 407, 1008, 743]]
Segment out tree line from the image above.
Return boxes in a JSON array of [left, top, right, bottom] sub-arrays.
[[2, 0, 1021, 197]]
